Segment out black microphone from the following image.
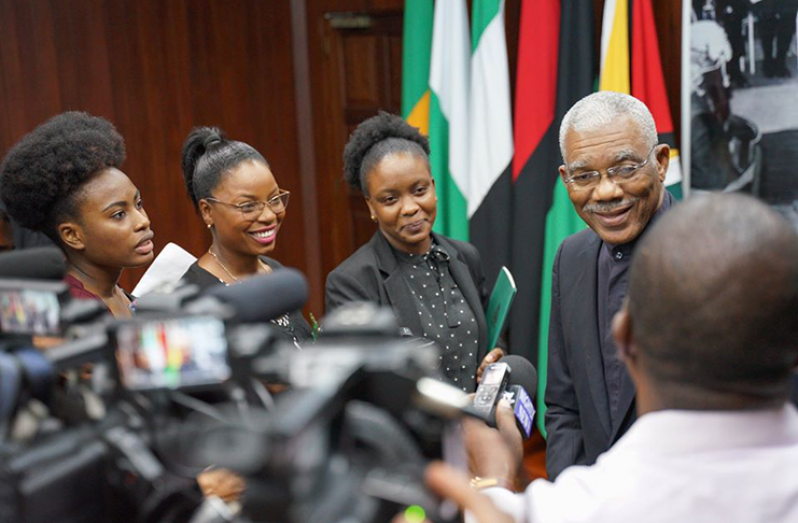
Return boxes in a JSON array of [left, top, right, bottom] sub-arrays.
[[204, 268, 308, 323], [494, 355, 537, 439], [0, 247, 66, 280]]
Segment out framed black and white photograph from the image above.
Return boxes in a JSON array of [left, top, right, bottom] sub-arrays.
[[684, 0, 798, 227]]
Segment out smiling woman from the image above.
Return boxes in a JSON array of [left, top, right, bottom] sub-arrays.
[[178, 127, 311, 344], [325, 112, 505, 393], [0, 112, 154, 317]]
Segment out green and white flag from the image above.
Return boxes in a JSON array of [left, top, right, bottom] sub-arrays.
[[467, 0, 515, 288], [468, 0, 513, 218], [429, 0, 471, 241]]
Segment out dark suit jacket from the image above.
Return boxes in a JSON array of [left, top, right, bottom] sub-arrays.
[[325, 231, 493, 362], [544, 228, 637, 480]]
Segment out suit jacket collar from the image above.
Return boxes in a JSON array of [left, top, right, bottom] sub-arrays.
[[369, 231, 487, 358]]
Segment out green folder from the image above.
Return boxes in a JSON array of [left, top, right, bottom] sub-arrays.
[[485, 266, 517, 350]]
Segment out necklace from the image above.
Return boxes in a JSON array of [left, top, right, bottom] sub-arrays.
[[208, 246, 241, 283], [208, 247, 295, 340], [208, 246, 273, 283]]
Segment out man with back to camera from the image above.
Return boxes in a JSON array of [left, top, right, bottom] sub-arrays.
[[544, 91, 673, 479], [423, 193, 798, 522]]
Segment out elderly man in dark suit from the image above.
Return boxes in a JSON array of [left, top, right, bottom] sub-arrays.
[[544, 92, 674, 480]]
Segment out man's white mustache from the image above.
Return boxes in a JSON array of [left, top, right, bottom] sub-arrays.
[[583, 196, 640, 214]]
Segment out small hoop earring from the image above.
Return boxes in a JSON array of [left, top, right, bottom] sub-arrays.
[[370, 216, 377, 223]]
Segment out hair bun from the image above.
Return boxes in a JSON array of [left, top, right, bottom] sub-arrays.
[[202, 132, 223, 149]]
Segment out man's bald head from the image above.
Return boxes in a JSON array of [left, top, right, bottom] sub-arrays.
[[627, 194, 798, 406]]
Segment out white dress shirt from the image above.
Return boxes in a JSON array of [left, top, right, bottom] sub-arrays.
[[479, 405, 798, 523]]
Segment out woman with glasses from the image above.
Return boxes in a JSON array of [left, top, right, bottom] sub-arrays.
[[0, 112, 154, 317], [325, 113, 504, 393], [179, 126, 311, 343]]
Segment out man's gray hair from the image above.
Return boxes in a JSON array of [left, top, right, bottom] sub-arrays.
[[559, 91, 658, 158]]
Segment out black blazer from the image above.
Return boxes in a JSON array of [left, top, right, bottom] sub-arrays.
[[325, 231, 493, 362], [544, 228, 637, 480]]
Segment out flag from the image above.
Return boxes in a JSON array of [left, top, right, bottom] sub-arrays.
[[600, 0, 631, 93], [510, 0, 595, 435], [468, 0, 514, 289], [601, 0, 683, 197], [429, 0, 470, 241], [631, 0, 683, 198], [401, 0, 433, 134]]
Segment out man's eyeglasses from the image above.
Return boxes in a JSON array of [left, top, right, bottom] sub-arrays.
[[206, 191, 290, 219], [563, 145, 658, 189]]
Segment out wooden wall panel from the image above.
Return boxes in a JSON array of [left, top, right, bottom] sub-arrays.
[[0, 0, 317, 312]]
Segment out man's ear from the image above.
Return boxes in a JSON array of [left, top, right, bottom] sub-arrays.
[[57, 222, 85, 251], [612, 304, 637, 365], [558, 164, 568, 183], [199, 199, 213, 228], [655, 144, 670, 183]]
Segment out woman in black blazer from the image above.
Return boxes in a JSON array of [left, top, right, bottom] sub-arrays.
[[325, 112, 503, 392]]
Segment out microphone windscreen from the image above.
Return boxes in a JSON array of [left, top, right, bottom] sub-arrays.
[[206, 268, 308, 323], [500, 355, 538, 401], [0, 247, 66, 281]]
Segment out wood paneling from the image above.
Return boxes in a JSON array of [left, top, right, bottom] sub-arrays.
[[304, 0, 404, 287], [0, 0, 320, 314]]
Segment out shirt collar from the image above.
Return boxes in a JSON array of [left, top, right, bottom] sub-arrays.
[[393, 239, 449, 265]]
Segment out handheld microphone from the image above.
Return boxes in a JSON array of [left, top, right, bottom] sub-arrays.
[[496, 355, 537, 439], [468, 355, 537, 439], [204, 268, 308, 323], [0, 247, 66, 280]]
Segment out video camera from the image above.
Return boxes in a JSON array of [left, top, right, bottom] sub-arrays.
[[0, 249, 473, 523]]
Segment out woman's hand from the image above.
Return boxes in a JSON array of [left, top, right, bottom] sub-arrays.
[[476, 347, 505, 383]]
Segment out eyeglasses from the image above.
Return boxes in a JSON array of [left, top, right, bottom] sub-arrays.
[[206, 191, 290, 219], [563, 145, 658, 189]]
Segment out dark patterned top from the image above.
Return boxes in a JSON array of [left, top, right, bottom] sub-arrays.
[[394, 241, 479, 392], [180, 258, 312, 345]]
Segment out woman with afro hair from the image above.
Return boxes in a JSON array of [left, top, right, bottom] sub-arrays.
[[325, 112, 504, 392], [0, 112, 154, 317]]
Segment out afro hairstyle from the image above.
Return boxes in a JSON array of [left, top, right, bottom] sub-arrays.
[[342, 111, 430, 195], [0, 111, 126, 244]]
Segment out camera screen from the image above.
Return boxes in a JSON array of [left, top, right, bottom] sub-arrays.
[[482, 363, 507, 386], [0, 289, 61, 336], [115, 316, 230, 390]]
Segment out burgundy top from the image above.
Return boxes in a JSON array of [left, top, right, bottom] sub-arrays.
[[63, 273, 134, 314], [64, 273, 104, 302]]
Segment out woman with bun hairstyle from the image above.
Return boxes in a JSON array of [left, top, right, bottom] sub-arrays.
[[0, 112, 154, 317], [325, 112, 504, 392], [179, 127, 311, 343]]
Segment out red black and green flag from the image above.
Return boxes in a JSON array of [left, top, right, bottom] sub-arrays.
[[508, 0, 596, 433]]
